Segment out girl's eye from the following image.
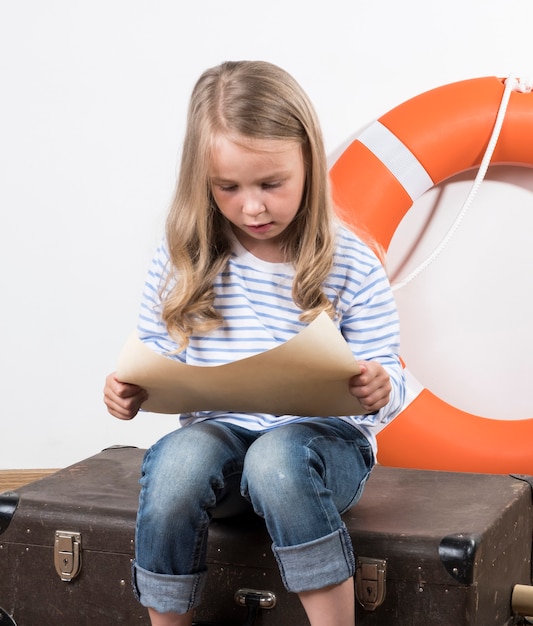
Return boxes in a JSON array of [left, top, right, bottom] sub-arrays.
[[219, 185, 237, 192], [262, 181, 281, 190]]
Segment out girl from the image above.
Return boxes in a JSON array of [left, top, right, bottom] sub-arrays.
[[104, 60, 405, 626]]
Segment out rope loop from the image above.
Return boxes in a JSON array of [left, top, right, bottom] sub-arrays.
[[391, 73, 527, 291]]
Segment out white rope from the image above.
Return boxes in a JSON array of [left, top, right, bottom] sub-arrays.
[[391, 74, 531, 292]]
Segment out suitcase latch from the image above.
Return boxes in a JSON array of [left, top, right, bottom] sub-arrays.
[[54, 530, 82, 582], [355, 556, 387, 611]]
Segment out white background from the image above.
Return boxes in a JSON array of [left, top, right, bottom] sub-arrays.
[[2, 0, 532, 468]]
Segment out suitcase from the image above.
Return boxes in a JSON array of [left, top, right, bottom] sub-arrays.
[[0, 446, 532, 625]]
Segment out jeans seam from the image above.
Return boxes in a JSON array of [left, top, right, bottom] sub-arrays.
[[306, 437, 338, 534]]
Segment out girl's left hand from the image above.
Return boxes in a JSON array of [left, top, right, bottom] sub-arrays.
[[349, 361, 391, 414]]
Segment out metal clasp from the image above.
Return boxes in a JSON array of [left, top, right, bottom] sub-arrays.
[[54, 530, 82, 582], [355, 556, 387, 611]]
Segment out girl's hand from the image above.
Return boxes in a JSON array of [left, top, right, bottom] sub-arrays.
[[349, 361, 391, 415], [103, 372, 148, 420]]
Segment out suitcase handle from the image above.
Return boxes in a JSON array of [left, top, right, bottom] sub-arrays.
[[193, 587, 276, 626], [192, 604, 260, 626], [0, 607, 17, 625]]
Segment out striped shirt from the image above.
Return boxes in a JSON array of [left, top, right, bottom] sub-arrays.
[[137, 226, 405, 454]]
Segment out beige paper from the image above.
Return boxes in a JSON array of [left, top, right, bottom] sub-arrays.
[[116, 312, 364, 417]]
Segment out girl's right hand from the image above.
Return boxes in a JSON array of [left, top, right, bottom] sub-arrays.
[[103, 372, 148, 420]]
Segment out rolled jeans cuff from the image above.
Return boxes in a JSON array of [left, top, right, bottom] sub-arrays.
[[133, 561, 207, 614], [272, 524, 355, 593]]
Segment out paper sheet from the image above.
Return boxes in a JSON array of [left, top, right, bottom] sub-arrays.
[[116, 312, 364, 417]]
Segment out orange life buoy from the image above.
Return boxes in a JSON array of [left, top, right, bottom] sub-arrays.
[[330, 76, 533, 475]]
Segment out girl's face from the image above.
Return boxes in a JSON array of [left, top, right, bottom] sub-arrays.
[[209, 135, 306, 262]]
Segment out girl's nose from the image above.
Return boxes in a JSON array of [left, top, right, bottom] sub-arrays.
[[241, 193, 266, 217]]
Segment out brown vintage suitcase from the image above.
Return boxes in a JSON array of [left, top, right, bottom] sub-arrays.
[[0, 446, 532, 625]]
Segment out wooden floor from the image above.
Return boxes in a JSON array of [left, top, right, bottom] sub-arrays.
[[0, 469, 58, 492]]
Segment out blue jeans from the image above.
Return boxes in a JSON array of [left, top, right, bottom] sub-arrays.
[[133, 418, 374, 615]]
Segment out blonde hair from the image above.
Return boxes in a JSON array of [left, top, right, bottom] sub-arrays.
[[162, 60, 336, 348]]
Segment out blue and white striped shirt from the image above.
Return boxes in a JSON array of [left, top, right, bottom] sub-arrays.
[[137, 226, 405, 454]]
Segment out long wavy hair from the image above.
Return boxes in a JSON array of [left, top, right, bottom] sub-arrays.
[[162, 60, 337, 349]]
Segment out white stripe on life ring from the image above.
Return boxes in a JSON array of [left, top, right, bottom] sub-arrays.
[[357, 121, 434, 201]]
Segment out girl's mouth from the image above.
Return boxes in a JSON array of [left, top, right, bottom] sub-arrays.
[[246, 222, 273, 233]]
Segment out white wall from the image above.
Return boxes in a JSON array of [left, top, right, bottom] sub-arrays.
[[2, 0, 532, 468]]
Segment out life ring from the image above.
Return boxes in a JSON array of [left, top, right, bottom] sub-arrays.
[[330, 76, 533, 475]]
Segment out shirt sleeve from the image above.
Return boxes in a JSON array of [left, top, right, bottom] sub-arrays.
[[136, 239, 186, 362], [335, 233, 406, 426]]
